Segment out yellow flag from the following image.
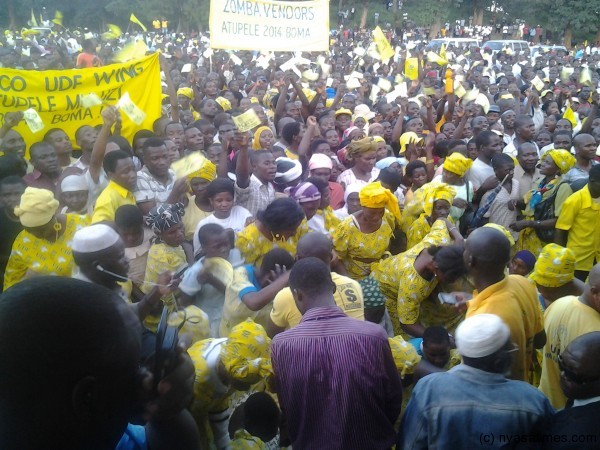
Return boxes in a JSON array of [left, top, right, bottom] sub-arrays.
[[404, 57, 419, 81], [426, 51, 448, 66], [439, 44, 447, 61], [373, 26, 395, 61], [102, 24, 123, 40], [113, 39, 149, 63], [30, 9, 38, 27], [563, 104, 577, 127], [232, 108, 261, 133], [52, 11, 63, 27], [580, 67, 592, 86], [130, 13, 148, 32]]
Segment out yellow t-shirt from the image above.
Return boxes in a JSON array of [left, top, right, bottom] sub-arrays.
[[91, 180, 136, 223], [219, 265, 269, 337], [270, 272, 365, 329], [555, 185, 600, 272], [539, 295, 600, 409], [3, 214, 89, 290], [466, 275, 543, 382], [183, 195, 212, 241]]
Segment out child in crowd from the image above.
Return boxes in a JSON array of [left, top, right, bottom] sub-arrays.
[[114, 204, 154, 285], [509, 250, 537, 277], [220, 248, 295, 337], [480, 153, 520, 241], [193, 178, 252, 256], [143, 203, 195, 330], [421, 326, 460, 370], [180, 223, 243, 336], [59, 175, 89, 215], [229, 392, 281, 449], [403, 160, 428, 205]]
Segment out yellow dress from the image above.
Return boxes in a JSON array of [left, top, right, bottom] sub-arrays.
[[3, 214, 89, 290], [236, 220, 308, 267], [515, 180, 572, 256], [323, 206, 341, 235], [183, 195, 213, 241], [372, 220, 451, 336], [332, 212, 395, 280]]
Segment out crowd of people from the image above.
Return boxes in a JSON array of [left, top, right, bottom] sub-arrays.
[[2, 22, 600, 449]]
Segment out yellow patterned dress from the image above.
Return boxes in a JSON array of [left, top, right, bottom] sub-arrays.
[[515, 180, 572, 256], [3, 214, 89, 290], [332, 212, 395, 280], [236, 219, 309, 267], [372, 220, 451, 336]]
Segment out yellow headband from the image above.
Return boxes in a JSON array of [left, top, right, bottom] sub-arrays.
[[546, 149, 576, 175], [529, 243, 576, 288], [252, 126, 272, 150], [177, 87, 194, 99], [443, 152, 473, 177], [359, 181, 402, 223], [423, 182, 456, 216], [221, 319, 273, 385], [346, 137, 376, 161]]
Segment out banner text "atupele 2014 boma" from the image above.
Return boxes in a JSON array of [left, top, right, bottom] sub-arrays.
[[0, 53, 162, 153], [209, 0, 330, 52]]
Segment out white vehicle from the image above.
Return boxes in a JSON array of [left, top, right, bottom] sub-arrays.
[[482, 40, 529, 54], [425, 38, 481, 51]]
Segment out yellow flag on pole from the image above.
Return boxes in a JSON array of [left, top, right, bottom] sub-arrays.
[[30, 9, 39, 27], [563, 104, 578, 127], [130, 13, 148, 32], [52, 11, 63, 27], [373, 26, 396, 61]]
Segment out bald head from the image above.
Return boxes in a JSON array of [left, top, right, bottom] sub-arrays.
[[561, 332, 600, 399], [465, 228, 511, 275], [296, 233, 333, 263], [588, 264, 600, 288]]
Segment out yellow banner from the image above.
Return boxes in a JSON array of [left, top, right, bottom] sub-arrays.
[[0, 54, 162, 153], [209, 0, 329, 51]]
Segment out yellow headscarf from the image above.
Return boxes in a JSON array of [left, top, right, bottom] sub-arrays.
[[171, 152, 217, 183], [252, 126, 272, 150], [399, 131, 424, 153], [221, 319, 273, 385], [529, 243, 576, 288], [423, 182, 456, 216], [388, 336, 421, 377], [177, 87, 194, 99], [483, 223, 515, 246], [372, 135, 386, 144], [359, 181, 402, 223], [216, 96, 232, 111], [546, 149, 576, 174], [14, 187, 59, 227], [168, 306, 211, 345], [346, 137, 376, 161], [443, 152, 473, 177]]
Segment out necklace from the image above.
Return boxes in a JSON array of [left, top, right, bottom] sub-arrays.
[[52, 218, 62, 242]]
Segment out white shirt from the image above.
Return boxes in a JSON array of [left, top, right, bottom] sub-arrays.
[[469, 158, 495, 191], [192, 205, 252, 255]]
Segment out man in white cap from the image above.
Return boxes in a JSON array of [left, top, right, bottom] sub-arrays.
[[399, 314, 554, 449], [71, 224, 175, 322]]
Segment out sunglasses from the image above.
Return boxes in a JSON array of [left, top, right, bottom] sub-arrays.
[[558, 354, 600, 384]]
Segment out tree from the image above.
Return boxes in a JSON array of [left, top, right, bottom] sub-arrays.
[[534, 0, 599, 47]]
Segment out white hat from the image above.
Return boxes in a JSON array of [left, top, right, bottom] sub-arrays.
[[60, 175, 89, 193], [72, 224, 121, 253], [456, 314, 511, 358], [571, 97, 581, 104]]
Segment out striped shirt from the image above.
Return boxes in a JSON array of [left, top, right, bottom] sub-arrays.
[[271, 306, 402, 450]]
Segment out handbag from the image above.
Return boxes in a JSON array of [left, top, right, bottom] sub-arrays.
[[459, 178, 475, 236], [532, 182, 562, 242]]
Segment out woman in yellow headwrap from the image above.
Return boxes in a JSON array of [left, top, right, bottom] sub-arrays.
[[251, 126, 275, 150], [332, 182, 400, 280], [172, 153, 217, 240], [187, 319, 274, 449], [4, 187, 89, 289], [177, 87, 200, 120], [433, 152, 475, 222], [406, 182, 456, 250], [336, 137, 379, 190], [511, 149, 575, 256]]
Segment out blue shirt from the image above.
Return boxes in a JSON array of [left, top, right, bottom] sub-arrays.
[[116, 424, 147, 450], [399, 364, 554, 449]]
